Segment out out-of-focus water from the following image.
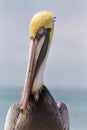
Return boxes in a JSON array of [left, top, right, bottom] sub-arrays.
[[0, 87, 87, 130]]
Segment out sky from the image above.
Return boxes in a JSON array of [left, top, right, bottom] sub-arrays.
[[0, 0, 87, 89]]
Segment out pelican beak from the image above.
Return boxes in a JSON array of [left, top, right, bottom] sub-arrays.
[[20, 27, 51, 112]]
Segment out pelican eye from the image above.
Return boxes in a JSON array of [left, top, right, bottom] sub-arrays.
[[35, 27, 51, 41]]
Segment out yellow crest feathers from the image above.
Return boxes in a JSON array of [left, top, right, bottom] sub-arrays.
[[30, 11, 54, 37]]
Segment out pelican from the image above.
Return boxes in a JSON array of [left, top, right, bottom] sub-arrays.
[[4, 11, 69, 130]]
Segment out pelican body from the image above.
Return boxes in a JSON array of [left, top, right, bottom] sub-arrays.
[[4, 11, 69, 130]]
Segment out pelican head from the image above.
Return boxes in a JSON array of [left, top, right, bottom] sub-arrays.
[[20, 11, 54, 112]]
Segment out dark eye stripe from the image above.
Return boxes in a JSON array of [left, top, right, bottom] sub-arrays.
[[35, 27, 51, 41]]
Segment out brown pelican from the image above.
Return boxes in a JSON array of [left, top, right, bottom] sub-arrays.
[[4, 11, 69, 130]]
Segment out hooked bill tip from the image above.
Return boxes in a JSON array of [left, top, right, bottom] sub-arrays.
[[20, 105, 26, 114]]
